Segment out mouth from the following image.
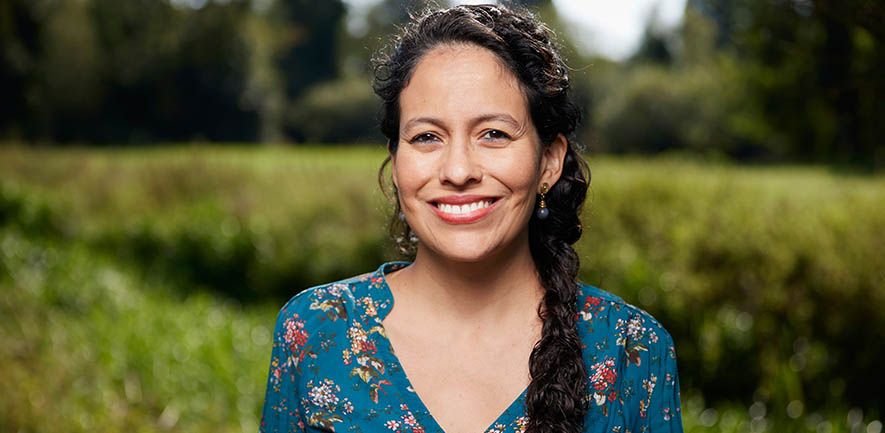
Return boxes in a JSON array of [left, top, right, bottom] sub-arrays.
[[429, 196, 499, 223], [434, 199, 494, 215]]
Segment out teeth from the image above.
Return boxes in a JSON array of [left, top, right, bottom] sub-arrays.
[[436, 200, 492, 215]]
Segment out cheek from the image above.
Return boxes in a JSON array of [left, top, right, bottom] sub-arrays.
[[488, 149, 541, 194], [392, 151, 432, 197]]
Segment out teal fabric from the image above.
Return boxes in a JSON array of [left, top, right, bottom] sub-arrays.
[[260, 262, 684, 433]]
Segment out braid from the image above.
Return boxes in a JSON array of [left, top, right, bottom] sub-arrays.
[[526, 148, 590, 433]]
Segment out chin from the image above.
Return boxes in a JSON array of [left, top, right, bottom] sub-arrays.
[[439, 250, 493, 264], [418, 237, 503, 264]]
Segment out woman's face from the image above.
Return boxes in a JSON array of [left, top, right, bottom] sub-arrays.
[[391, 43, 566, 263]]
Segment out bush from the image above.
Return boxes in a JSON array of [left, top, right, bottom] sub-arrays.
[[575, 158, 885, 415], [0, 228, 275, 432], [592, 61, 775, 160], [287, 78, 384, 144]]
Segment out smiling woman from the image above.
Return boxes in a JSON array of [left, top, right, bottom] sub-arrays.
[[260, 4, 683, 433]]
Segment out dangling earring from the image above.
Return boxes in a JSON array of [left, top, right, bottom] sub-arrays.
[[536, 182, 550, 220], [398, 211, 406, 222]]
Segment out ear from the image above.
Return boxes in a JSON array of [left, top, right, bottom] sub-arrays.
[[387, 141, 399, 191], [390, 159, 399, 191], [539, 133, 568, 189]]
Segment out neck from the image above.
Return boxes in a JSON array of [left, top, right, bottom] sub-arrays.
[[389, 233, 544, 328]]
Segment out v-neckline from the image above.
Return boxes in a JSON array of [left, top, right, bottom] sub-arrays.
[[373, 262, 529, 433]]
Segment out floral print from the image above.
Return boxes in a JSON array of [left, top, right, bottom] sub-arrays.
[[589, 357, 619, 412], [306, 378, 354, 429], [261, 262, 683, 432]]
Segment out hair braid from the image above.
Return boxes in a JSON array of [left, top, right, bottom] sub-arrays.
[[526, 149, 590, 432]]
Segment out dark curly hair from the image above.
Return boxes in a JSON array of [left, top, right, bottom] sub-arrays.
[[372, 4, 591, 432]]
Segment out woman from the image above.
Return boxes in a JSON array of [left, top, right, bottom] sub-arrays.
[[260, 4, 682, 433]]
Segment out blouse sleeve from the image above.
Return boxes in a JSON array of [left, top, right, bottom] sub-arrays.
[[259, 302, 306, 433], [646, 331, 684, 432]]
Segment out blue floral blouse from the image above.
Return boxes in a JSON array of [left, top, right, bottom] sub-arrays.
[[260, 262, 683, 433]]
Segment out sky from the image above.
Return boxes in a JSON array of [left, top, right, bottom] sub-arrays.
[[342, 0, 689, 61], [551, 0, 688, 60], [173, 0, 689, 61]]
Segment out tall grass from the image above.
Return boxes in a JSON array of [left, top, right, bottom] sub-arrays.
[[1, 144, 883, 432]]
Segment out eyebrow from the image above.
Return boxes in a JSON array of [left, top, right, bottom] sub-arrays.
[[402, 113, 521, 132]]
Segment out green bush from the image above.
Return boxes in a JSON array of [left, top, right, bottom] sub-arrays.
[[287, 78, 384, 144], [591, 60, 775, 160], [575, 157, 885, 418], [0, 228, 276, 432]]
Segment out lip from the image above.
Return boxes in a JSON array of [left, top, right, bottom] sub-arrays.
[[432, 194, 498, 205], [429, 195, 499, 224]]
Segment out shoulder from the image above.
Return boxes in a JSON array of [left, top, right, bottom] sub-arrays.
[[576, 282, 677, 362], [272, 270, 378, 336], [577, 284, 684, 428], [272, 262, 403, 336]]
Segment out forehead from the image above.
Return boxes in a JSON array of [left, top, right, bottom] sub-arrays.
[[399, 44, 530, 124]]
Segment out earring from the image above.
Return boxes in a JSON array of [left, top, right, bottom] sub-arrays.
[[397, 211, 406, 222], [536, 183, 550, 220]]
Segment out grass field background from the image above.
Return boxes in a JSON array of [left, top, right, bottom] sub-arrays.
[[1, 144, 883, 432]]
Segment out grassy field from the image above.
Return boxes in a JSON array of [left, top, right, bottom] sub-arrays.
[[1, 144, 883, 432]]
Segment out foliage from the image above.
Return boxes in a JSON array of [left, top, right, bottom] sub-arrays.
[[0, 0, 264, 142], [2, 0, 882, 168], [587, 2, 885, 169], [0, 227, 275, 432], [576, 155, 885, 416], [683, 0, 882, 167], [1, 145, 884, 432], [288, 77, 384, 144]]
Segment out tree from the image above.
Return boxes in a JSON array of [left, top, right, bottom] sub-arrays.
[[688, 0, 885, 168]]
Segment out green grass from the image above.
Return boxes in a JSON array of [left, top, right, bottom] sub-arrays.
[[1, 144, 883, 432], [1, 232, 275, 432]]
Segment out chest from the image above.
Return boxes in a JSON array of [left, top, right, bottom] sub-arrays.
[[381, 317, 538, 433], [290, 317, 633, 433]]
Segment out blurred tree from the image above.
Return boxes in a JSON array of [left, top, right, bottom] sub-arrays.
[[166, 1, 259, 141], [89, 0, 259, 142], [631, 16, 674, 66], [2, 0, 881, 161], [41, 0, 102, 140], [269, 0, 346, 141], [338, 0, 417, 78], [688, 0, 885, 168], [0, 0, 50, 139], [272, 0, 345, 99], [1, 0, 263, 143]]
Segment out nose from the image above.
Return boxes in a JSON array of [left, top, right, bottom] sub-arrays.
[[438, 135, 482, 186]]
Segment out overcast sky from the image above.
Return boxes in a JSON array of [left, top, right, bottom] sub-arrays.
[[550, 0, 687, 60], [343, 0, 689, 61]]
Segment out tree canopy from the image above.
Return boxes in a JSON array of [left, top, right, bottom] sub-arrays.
[[0, 0, 881, 168]]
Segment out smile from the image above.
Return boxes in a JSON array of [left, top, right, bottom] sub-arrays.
[[429, 196, 499, 224], [435, 200, 492, 215]]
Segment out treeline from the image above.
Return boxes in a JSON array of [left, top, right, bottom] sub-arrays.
[[1, 0, 883, 168], [0, 0, 347, 143], [603, 0, 885, 168]]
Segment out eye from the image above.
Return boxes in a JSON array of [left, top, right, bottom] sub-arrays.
[[482, 130, 511, 141], [409, 132, 440, 144]]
